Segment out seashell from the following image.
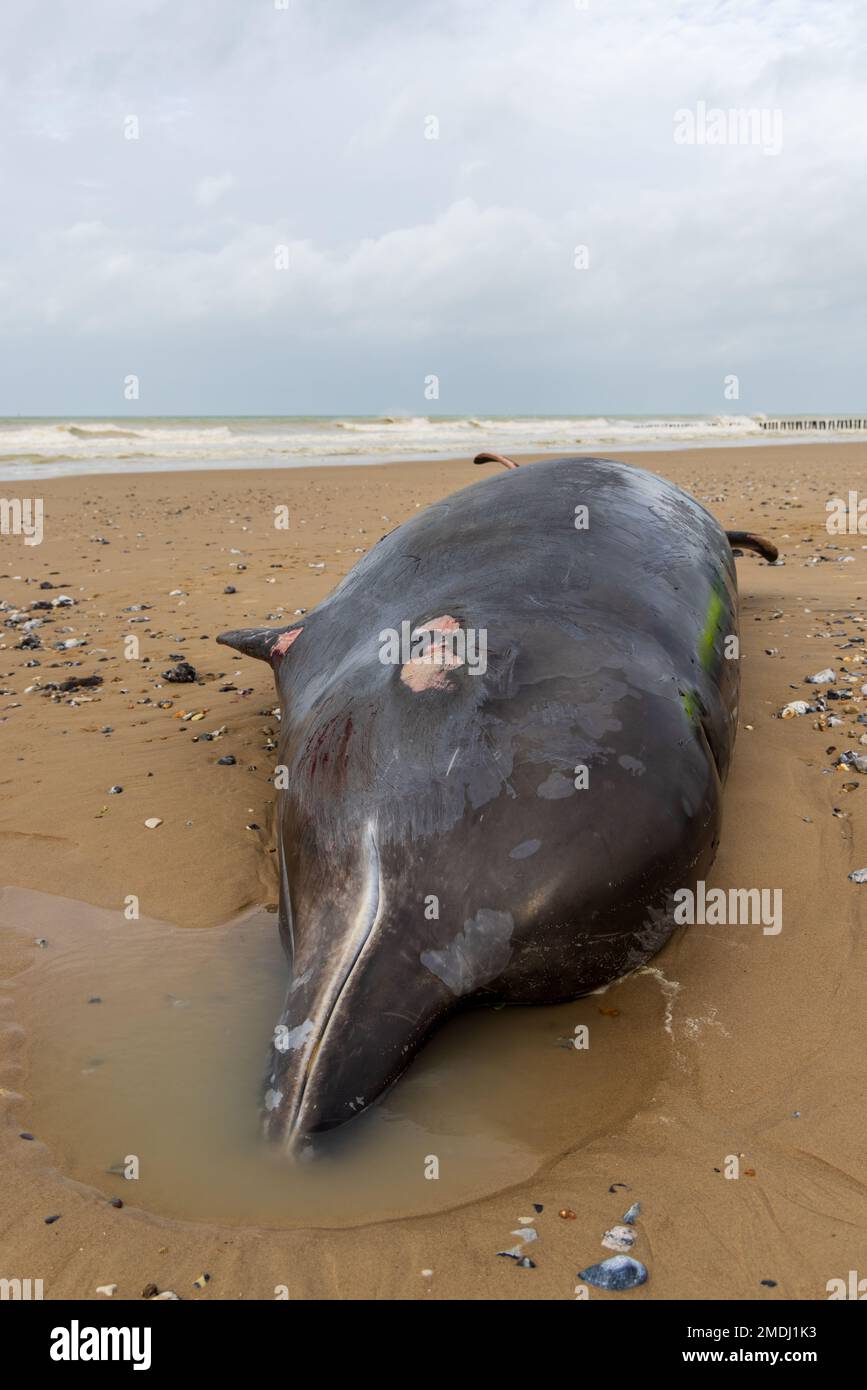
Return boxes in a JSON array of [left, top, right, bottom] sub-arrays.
[[577, 1255, 648, 1291], [602, 1225, 636, 1252]]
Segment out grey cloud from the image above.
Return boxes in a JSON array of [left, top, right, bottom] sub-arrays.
[[1, 0, 865, 413]]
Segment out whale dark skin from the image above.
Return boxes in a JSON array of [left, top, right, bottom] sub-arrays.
[[217, 454, 777, 1154]]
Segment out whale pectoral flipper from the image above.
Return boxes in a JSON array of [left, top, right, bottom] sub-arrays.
[[473, 451, 520, 470], [217, 625, 303, 662], [725, 531, 778, 563]]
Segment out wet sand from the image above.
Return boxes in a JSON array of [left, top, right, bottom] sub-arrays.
[[1, 444, 866, 1300]]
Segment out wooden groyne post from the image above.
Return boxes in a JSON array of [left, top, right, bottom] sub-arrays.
[[758, 417, 867, 431]]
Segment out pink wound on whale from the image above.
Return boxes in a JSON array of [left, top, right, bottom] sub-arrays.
[[271, 626, 303, 660], [400, 614, 464, 692]]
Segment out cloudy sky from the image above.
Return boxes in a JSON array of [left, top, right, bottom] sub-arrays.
[[1, 0, 865, 416]]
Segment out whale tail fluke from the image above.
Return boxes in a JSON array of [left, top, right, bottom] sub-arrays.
[[725, 531, 778, 563]]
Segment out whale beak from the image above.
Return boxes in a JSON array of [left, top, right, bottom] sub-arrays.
[[263, 930, 452, 1155], [263, 825, 455, 1154]]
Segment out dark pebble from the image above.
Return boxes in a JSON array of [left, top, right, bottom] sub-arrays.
[[162, 661, 197, 683], [217, 755, 236, 766], [108, 786, 123, 794], [58, 674, 102, 692], [44, 1214, 62, 1225], [88, 996, 102, 1004], [109, 1198, 124, 1209], [20, 1132, 35, 1140], [141, 1283, 159, 1300], [223, 585, 237, 594], [760, 1279, 778, 1288]]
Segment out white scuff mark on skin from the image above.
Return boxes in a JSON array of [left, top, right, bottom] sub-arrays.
[[637, 964, 681, 1037], [275, 1018, 316, 1053], [510, 838, 541, 859], [618, 754, 645, 775], [264, 1088, 283, 1111], [290, 967, 312, 993], [421, 909, 514, 995], [445, 747, 459, 776], [536, 769, 573, 799]]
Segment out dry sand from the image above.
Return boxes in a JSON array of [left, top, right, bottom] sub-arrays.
[[1, 443, 865, 1300]]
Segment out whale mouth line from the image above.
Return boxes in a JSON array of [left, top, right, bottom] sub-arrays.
[[280, 820, 384, 1146]]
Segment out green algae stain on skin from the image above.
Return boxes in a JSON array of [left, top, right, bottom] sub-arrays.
[[681, 580, 730, 729], [680, 688, 701, 725], [698, 584, 725, 673]]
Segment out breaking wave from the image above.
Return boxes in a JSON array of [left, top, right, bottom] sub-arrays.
[[0, 413, 863, 481]]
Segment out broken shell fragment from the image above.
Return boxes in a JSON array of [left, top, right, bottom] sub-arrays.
[[602, 1225, 636, 1253], [781, 701, 811, 718], [577, 1255, 648, 1291]]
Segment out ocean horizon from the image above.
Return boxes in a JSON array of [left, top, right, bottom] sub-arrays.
[[1, 413, 865, 482]]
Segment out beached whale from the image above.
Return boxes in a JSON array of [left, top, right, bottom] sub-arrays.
[[218, 453, 776, 1153]]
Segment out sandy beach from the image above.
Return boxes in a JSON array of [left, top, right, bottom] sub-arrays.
[[1, 442, 866, 1301]]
